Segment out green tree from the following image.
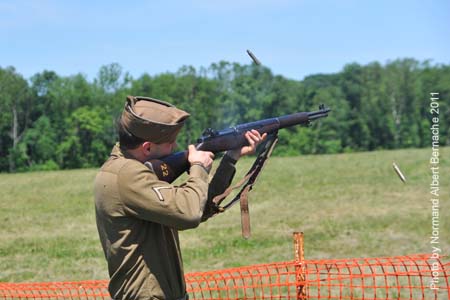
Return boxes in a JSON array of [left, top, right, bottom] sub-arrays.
[[57, 107, 110, 168], [0, 66, 32, 171], [20, 116, 58, 170], [339, 63, 371, 150], [310, 86, 350, 154]]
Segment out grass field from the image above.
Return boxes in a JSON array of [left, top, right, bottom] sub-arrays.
[[0, 147, 448, 282]]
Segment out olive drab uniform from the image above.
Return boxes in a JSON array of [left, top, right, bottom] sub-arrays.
[[94, 144, 236, 300], [94, 96, 237, 299]]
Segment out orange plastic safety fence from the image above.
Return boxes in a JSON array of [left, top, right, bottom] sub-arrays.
[[0, 254, 449, 299], [0, 281, 109, 299], [185, 254, 450, 299]]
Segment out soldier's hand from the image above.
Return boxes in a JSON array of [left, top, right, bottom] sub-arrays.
[[188, 145, 214, 171], [226, 130, 267, 160]]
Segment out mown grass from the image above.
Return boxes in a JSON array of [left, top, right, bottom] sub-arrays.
[[0, 147, 448, 282]]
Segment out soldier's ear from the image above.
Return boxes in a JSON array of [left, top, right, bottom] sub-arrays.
[[141, 141, 152, 155]]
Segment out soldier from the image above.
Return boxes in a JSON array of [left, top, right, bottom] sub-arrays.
[[94, 96, 265, 300]]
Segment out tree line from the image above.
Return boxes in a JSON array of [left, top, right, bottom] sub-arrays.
[[0, 59, 449, 172]]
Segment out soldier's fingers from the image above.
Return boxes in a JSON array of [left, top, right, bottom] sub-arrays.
[[249, 129, 263, 140], [248, 131, 262, 144], [261, 132, 267, 140], [245, 132, 256, 146]]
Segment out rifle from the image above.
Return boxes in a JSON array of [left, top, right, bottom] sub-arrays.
[[146, 104, 331, 183]]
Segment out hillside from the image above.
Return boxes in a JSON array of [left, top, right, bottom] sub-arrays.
[[0, 147, 448, 282]]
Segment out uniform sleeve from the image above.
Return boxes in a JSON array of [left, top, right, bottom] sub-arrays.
[[202, 154, 237, 221], [117, 161, 210, 230]]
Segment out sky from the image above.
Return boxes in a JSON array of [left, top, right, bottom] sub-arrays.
[[1, 0, 449, 81]]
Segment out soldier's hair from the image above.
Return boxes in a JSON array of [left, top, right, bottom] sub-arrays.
[[117, 119, 146, 150]]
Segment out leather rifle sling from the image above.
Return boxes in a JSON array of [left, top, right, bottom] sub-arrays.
[[211, 133, 279, 238]]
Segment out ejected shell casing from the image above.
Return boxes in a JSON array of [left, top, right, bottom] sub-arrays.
[[246, 49, 261, 65], [392, 162, 406, 183]]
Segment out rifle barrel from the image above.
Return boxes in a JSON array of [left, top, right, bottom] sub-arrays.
[[278, 106, 330, 128]]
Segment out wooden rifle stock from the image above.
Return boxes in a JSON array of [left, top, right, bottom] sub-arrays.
[[147, 105, 331, 183]]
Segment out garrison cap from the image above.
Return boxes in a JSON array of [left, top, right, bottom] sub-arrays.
[[120, 96, 190, 144]]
